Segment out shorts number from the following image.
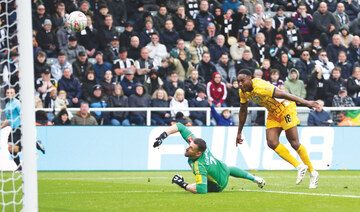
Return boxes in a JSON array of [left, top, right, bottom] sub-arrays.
[[284, 114, 292, 123]]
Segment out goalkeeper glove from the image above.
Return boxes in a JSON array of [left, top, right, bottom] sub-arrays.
[[153, 131, 168, 148], [172, 174, 188, 190]]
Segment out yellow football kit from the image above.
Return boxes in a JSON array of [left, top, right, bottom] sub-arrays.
[[239, 78, 299, 130]]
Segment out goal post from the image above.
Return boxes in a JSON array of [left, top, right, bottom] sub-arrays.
[[17, 0, 38, 211]]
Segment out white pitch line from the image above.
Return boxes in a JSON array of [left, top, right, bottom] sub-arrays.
[[39, 177, 168, 180], [41, 189, 360, 199]]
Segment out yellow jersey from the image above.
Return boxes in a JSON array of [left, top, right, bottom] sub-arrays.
[[239, 78, 293, 118]]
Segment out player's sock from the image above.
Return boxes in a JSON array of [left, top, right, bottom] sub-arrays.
[[13, 154, 20, 167], [274, 143, 300, 168], [296, 144, 314, 172], [229, 166, 255, 181]]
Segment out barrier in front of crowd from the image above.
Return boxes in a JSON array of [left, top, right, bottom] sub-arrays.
[[1, 126, 359, 171]]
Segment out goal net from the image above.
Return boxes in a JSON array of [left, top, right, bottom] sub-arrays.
[[1, 0, 38, 211]]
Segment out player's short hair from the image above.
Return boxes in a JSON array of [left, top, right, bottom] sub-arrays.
[[194, 138, 207, 153], [238, 69, 252, 77]]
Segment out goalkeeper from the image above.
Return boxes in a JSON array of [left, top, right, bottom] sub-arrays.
[[153, 123, 265, 194]]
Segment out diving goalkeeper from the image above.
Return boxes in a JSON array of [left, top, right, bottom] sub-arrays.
[[153, 123, 265, 194]]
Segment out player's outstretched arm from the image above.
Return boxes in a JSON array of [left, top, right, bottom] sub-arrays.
[[236, 102, 248, 146], [153, 124, 179, 148], [273, 88, 319, 110]]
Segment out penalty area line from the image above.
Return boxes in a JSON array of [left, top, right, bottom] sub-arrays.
[[239, 189, 360, 198]]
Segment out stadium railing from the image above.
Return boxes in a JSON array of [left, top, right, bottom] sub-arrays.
[[37, 106, 360, 126]]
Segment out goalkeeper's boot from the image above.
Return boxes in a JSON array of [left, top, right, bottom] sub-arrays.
[[254, 176, 266, 189], [36, 140, 45, 154], [15, 165, 22, 173], [296, 164, 308, 185], [309, 170, 319, 189]]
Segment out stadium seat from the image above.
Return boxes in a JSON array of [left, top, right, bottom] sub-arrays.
[[150, 11, 157, 17], [291, 57, 301, 65], [115, 26, 125, 34], [46, 58, 57, 66], [88, 58, 96, 65]]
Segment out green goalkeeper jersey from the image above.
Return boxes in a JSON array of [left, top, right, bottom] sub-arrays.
[[176, 123, 230, 194]]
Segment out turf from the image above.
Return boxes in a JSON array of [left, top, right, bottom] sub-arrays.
[[2, 170, 360, 211]]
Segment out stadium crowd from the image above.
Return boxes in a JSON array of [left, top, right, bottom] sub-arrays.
[[2, 0, 360, 126]]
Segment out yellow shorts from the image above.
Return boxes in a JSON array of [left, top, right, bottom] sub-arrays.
[[266, 102, 300, 131]]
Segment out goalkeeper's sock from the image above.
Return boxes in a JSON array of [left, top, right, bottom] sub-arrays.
[[13, 154, 20, 167], [274, 143, 300, 168], [296, 144, 314, 173], [229, 166, 255, 181]]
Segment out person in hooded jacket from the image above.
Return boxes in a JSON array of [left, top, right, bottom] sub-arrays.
[[144, 69, 164, 96], [128, 83, 151, 125], [284, 68, 307, 103], [206, 72, 227, 107]]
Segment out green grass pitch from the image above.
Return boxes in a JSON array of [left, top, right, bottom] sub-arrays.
[[2, 170, 360, 211]]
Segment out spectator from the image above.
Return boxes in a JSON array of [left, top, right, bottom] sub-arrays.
[[169, 51, 194, 81], [188, 34, 209, 65], [140, 20, 156, 48], [71, 102, 98, 125], [332, 86, 355, 107], [309, 38, 323, 60], [82, 70, 98, 102], [54, 90, 71, 118], [260, 59, 271, 81], [34, 51, 51, 79], [128, 36, 141, 60], [35, 110, 54, 126], [164, 72, 185, 99], [150, 88, 172, 126], [225, 80, 241, 107], [119, 22, 138, 49], [169, 88, 190, 118], [51, 2, 66, 31], [323, 67, 346, 106], [128, 84, 151, 125], [120, 70, 139, 97], [274, 52, 295, 81], [291, 3, 315, 42], [342, 0, 360, 22], [35, 69, 57, 102], [333, 3, 350, 27], [269, 34, 290, 65], [336, 51, 353, 81], [222, 0, 242, 14], [179, 19, 197, 43], [153, 5, 172, 33], [72, 51, 94, 83], [33, 4, 51, 32], [64, 36, 86, 64], [216, 53, 236, 86], [189, 87, 209, 126], [100, 70, 115, 97], [251, 32, 270, 65], [326, 34, 347, 64], [283, 18, 303, 57], [87, 84, 109, 125], [259, 18, 277, 46], [58, 67, 83, 107], [232, 5, 252, 39], [170, 39, 191, 62], [230, 36, 252, 61], [53, 109, 72, 125], [307, 100, 331, 126], [346, 35, 360, 64], [295, 49, 316, 84], [269, 69, 284, 87], [284, 68, 306, 100], [108, 0, 127, 27], [135, 48, 156, 84], [209, 35, 230, 63], [235, 48, 259, 76], [207, 72, 227, 107], [103, 35, 120, 63], [347, 67, 360, 106], [94, 4, 112, 29], [98, 14, 118, 50], [108, 84, 130, 126], [171, 112, 193, 126], [272, 6, 286, 31], [253, 69, 263, 79], [203, 22, 218, 47], [160, 19, 180, 52], [184, 69, 206, 100], [157, 58, 171, 81], [113, 47, 136, 84], [77, 15, 99, 58], [93, 51, 112, 82], [195, 52, 217, 83], [244, 0, 264, 16], [313, 2, 339, 47], [350, 14, 360, 35], [56, 21, 76, 52], [337, 111, 358, 126], [208, 99, 235, 126], [43, 86, 57, 111], [195, 0, 215, 34], [324, 0, 338, 13], [144, 69, 164, 96], [79, 0, 94, 19], [51, 51, 73, 81], [306, 66, 326, 101], [172, 6, 187, 32], [315, 50, 335, 80], [339, 25, 353, 48], [35, 19, 58, 58], [146, 32, 168, 67], [249, 3, 266, 36]]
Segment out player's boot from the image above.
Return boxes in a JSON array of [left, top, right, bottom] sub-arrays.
[[36, 140, 45, 154], [254, 176, 266, 189], [296, 164, 308, 185], [309, 170, 319, 189], [14, 165, 22, 173]]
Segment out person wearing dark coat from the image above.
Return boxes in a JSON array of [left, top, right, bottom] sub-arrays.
[[251, 33, 270, 65], [335, 51, 353, 80], [119, 22, 138, 49], [306, 66, 326, 101], [295, 49, 316, 84], [208, 100, 235, 126], [179, 20, 197, 43], [347, 67, 360, 106], [53, 109, 72, 125], [189, 87, 209, 126], [35, 19, 58, 58], [77, 17, 99, 57], [323, 67, 346, 106], [226, 80, 240, 107], [273, 53, 295, 81], [98, 15, 118, 50], [81, 70, 98, 103], [195, 1, 215, 34], [127, 36, 141, 60], [172, 6, 187, 32], [235, 50, 259, 74], [72, 52, 94, 83], [160, 20, 180, 52], [184, 69, 206, 100], [128, 84, 151, 125], [87, 84, 109, 125], [34, 51, 51, 79], [100, 70, 115, 98], [32, 4, 51, 32], [163, 72, 185, 99], [108, 0, 127, 26], [143, 69, 164, 96], [196, 52, 217, 83], [139, 20, 156, 47], [120, 70, 140, 97], [346, 36, 360, 64], [326, 34, 347, 64], [153, 5, 172, 33], [58, 67, 83, 107], [108, 84, 130, 126], [150, 88, 172, 126], [94, 51, 112, 82]]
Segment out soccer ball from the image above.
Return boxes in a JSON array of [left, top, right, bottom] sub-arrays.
[[66, 11, 87, 32]]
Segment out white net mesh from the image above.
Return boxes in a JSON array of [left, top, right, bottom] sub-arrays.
[[0, 0, 24, 211]]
